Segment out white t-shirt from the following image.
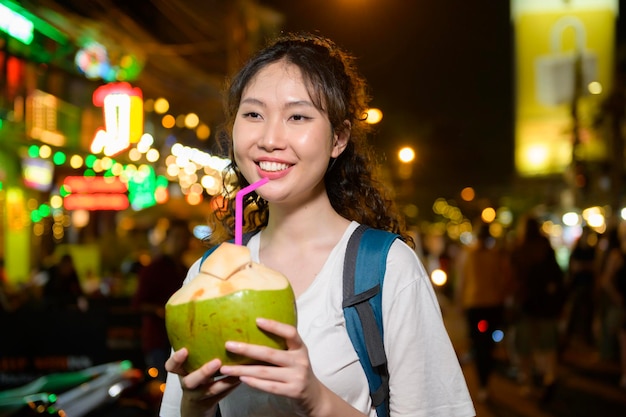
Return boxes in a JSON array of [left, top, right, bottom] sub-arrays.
[[160, 222, 475, 417]]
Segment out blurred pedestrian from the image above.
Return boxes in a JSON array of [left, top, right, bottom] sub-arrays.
[[510, 215, 566, 402], [0, 258, 13, 313], [43, 253, 87, 311], [0, 258, 6, 284], [562, 226, 599, 351], [456, 223, 513, 402], [132, 219, 191, 382], [596, 226, 624, 363], [597, 224, 626, 389]]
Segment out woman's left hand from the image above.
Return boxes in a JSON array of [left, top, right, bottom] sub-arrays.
[[219, 317, 325, 415]]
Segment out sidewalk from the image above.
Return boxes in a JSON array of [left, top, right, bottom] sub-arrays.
[[439, 294, 626, 416]]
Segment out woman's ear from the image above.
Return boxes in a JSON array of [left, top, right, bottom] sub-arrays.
[[331, 120, 350, 158]]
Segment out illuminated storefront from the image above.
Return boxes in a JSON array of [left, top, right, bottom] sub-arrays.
[[1, 62, 224, 288], [511, 0, 619, 180]]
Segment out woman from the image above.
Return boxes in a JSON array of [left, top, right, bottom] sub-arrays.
[[160, 32, 475, 417]]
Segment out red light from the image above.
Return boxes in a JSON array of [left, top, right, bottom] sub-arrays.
[[7, 56, 23, 97], [92, 81, 143, 106], [64, 194, 129, 211], [477, 320, 489, 333], [63, 176, 128, 193]]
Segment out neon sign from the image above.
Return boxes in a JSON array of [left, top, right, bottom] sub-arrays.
[[90, 82, 144, 157], [75, 41, 111, 80], [62, 176, 129, 211], [22, 158, 54, 192], [127, 165, 158, 211], [75, 41, 143, 82], [64, 194, 129, 211], [0, 1, 34, 45], [63, 176, 128, 194]]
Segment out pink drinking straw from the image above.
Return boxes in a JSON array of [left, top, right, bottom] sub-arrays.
[[235, 177, 269, 245]]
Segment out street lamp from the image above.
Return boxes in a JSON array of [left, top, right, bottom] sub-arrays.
[[397, 146, 415, 180], [398, 146, 415, 163], [365, 108, 383, 124]]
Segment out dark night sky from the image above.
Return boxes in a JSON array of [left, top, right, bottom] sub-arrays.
[[260, 0, 515, 209]]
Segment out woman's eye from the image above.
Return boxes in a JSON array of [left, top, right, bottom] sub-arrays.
[[242, 112, 261, 119], [291, 114, 309, 121]]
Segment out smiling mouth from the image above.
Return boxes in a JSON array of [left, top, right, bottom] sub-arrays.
[[258, 161, 291, 172]]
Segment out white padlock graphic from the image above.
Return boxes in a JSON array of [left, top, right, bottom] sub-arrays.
[[534, 15, 598, 106]]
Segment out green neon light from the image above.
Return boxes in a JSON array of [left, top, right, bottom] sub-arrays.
[[0, 1, 34, 45], [28, 145, 39, 158], [38, 203, 51, 217], [0, 0, 68, 44], [85, 154, 97, 168], [59, 184, 70, 197], [31, 210, 42, 222]]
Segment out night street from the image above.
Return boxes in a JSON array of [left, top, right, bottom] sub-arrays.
[[2, 1, 626, 416], [441, 295, 626, 417]]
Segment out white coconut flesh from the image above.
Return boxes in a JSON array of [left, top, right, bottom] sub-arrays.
[[167, 242, 290, 305]]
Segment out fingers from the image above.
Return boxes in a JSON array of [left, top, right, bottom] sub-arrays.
[[182, 358, 223, 390], [165, 348, 189, 374], [217, 320, 318, 400], [166, 349, 228, 391], [255, 318, 301, 350], [181, 376, 241, 414], [218, 318, 304, 369], [182, 374, 242, 400]]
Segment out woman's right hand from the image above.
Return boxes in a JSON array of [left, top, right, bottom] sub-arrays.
[[165, 348, 241, 414]]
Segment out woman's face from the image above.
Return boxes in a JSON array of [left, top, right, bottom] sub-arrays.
[[233, 60, 347, 205]]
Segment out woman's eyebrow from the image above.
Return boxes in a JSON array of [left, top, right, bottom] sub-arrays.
[[239, 97, 316, 109], [240, 97, 265, 107], [284, 100, 315, 109]]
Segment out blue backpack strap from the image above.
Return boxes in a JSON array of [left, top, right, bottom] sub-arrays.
[[342, 224, 399, 417], [200, 232, 256, 265]]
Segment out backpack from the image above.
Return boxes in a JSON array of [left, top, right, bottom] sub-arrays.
[[200, 224, 398, 417]]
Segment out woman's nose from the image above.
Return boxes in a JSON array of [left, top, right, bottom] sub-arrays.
[[258, 118, 287, 151]]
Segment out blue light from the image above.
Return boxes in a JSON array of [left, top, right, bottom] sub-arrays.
[[492, 329, 504, 343]]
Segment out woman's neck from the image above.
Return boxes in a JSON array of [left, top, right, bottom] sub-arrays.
[[263, 195, 350, 246]]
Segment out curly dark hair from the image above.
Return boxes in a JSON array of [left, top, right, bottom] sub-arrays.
[[207, 32, 413, 248]]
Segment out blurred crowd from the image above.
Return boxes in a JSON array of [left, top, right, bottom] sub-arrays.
[[0, 252, 132, 314], [447, 213, 626, 405], [0, 219, 202, 316]]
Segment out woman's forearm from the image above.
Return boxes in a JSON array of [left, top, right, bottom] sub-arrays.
[[307, 383, 369, 417]]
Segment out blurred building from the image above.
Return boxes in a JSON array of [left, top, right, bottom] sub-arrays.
[[511, 0, 621, 224], [0, 0, 284, 286]]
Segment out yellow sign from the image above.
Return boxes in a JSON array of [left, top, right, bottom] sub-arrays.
[[511, 0, 618, 176]]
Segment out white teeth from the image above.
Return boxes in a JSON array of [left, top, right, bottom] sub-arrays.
[[259, 161, 290, 172]]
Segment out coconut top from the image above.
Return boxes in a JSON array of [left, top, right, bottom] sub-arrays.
[[167, 242, 291, 305]]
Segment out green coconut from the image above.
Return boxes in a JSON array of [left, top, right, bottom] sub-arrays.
[[165, 242, 297, 372]]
